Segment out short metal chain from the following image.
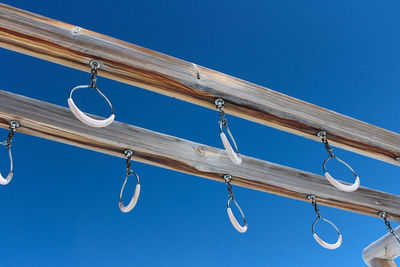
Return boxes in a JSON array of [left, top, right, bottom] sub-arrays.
[[89, 62, 99, 88], [1, 122, 18, 148], [217, 106, 227, 127], [125, 152, 133, 176], [215, 99, 228, 127], [224, 174, 234, 199], [380, 212, 400, 244], [308, 195, 321, 218], [318, 131, 334, 157]]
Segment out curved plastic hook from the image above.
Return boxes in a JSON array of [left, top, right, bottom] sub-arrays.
[[68, 85, 115, 128], [323, 155, 360, 192], [227, 197, 247, 233], [312, 216, 342, 249], [219, 124, 242, 165], [119, 172, 141, 213], [0, 146, 13, 185]]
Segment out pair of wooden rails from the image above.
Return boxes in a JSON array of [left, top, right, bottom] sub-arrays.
[[0, 4, 400, 222]]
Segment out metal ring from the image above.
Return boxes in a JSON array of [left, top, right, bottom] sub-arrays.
[[219, 124, 242, 165], [322, 155, 360, 192], [312, 216, 342, 249], [0, 146, 13, 185], [89, 60, 101, 69], [226, 197, 247, 233], [68, 85, 115, 128], [119, 172, 141, 213]]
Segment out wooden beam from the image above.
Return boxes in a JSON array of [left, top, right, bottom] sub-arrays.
[[370, 259, 396, 267], [0, 89, 400, 222], [0, 4, 399, 166], [363, 226, 400, 266]]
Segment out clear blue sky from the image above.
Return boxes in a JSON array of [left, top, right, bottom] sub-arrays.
[[1, 1, 399, 266]]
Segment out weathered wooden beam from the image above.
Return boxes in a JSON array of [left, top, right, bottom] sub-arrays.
[[0, 4, 399, 166], [363, 226, 400, 266], [370, 259, 397, 267], [0, 89, 399, 222]]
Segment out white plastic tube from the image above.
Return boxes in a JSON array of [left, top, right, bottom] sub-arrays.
[[68, 97, 114, 128], [220, 132, 242, 165], [313, 232, 342, 250], [0, 172, 13, 185], [325, 172, 360, 192], [0, 147, 13, 185], [119, 184, 141, 213], [227, 207, 248, 233]]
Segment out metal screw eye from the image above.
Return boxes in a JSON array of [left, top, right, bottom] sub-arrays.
[[124, 149, 134, 158], [215, 98, 224, 109], [379, 211, 387, 219], [89, 60, 101, 70], [307, 194, 316, 201], [224, 174, 232, 183], [317, 131, 326, 138], [10, 120, 20, 129]]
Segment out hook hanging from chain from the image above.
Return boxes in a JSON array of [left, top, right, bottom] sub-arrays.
[[307, 195, 342, 250], [119, 149, 141, 213], [215, 99, 242, 165], [0, 120, 19, 185], [378, 211, 400, 245], [317, 131, 360, 192], [224, 174, 247, 233], [67, 60, 115, 128]]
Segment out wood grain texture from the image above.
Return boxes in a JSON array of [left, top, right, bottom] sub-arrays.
[[0, 4, 399, 166], [370, 259, 397, 267], [363, 226, 400, 266], [0, 89, 399, 222]]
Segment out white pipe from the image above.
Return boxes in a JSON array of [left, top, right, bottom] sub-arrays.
[[363, 226, 400, 266]]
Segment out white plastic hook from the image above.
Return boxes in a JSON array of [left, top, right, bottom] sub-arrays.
[[119, 149, 141, 213], [0, 120, 19, 185], [325, 172, 360, 192], [0, 147, 13, 185], [220, 132, 242, 165], [312, 217, 343, 250], [68, 85, 115, 128], [308, 195, 342, 250], [318, 131, 360, 192], [216, 98, 242, 165], [119, 174, 141, 213], [227, 198, 248, 233], [323, 156, 360, 192]]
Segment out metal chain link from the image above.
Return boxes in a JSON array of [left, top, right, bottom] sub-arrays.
[[308, 195, 321, 218], [216, 99, 228, 127], [318, 131, 334, 157], [224, 174, 234, 200], [379, 212, 400, 245], [89, 60, 100, 88], [1, 121, 19, 148], [124, 150, 134, 176]]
